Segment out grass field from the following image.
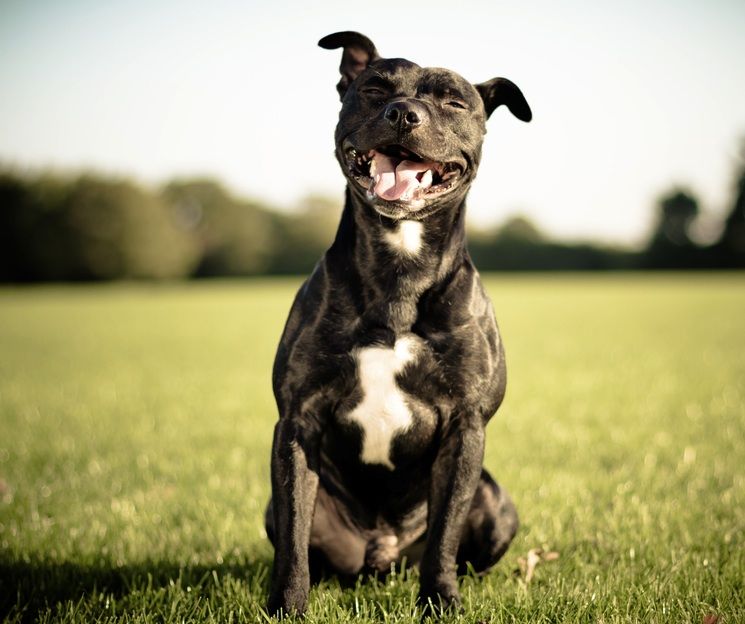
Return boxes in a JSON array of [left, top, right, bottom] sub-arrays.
[[0, 274, 743, 623]]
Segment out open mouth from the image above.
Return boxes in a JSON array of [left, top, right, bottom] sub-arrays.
[[345, 144, 463, 204]]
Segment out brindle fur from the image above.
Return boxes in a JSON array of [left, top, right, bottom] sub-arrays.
[[265, 31, 531, 617]]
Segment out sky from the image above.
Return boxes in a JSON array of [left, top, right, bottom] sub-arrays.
[[1, 0, 744, 246]]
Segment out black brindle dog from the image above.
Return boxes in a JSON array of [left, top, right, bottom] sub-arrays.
[[265, 31, 531, 617]]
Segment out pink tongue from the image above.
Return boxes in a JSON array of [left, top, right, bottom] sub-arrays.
[[373, 153, 431, 201]]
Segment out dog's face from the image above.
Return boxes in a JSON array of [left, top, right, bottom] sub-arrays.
[[320, 32, 532, 220], [336, 59, 488, 220]]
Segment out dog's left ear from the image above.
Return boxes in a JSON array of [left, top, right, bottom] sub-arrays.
[[475, 78, 532, 122], [319, 31, 380, 99]]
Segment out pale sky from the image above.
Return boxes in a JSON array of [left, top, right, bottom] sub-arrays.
[[1, 0, 744, 246]]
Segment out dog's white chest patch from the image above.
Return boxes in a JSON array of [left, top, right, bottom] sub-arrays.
[[347, 336, 418, 469], [385, 220, 423, 256]]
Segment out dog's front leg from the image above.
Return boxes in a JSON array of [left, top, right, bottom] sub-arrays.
[[419, 417, 485, 613], [267, 416, 320, 617]]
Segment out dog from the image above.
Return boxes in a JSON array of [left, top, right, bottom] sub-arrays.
[[265, 31, 531, 617]]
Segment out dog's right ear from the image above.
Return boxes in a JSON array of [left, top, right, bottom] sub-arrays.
[[318, 31, 380, 99]]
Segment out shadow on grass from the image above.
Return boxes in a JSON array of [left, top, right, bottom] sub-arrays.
[[0, 556, 273, 622]]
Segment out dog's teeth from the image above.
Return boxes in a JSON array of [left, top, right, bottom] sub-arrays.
[[370, 158, 377, 178], [421, 170, 433, 188]]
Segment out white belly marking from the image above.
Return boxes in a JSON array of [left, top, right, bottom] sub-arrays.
[[347, 336, 418, 469]]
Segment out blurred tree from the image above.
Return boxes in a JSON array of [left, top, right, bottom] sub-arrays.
[[161, 179, 277, 276], [0, 171, 200, 280], [468, 214, 634, 270], [0, 171, 39, 280], [494, 215, 545, 243], [712, 154, 745, 267], [0, 171, 78, 280], [266, 193, 342, 273], [642, 188, 703, 268], [64, 176, 201, 279]]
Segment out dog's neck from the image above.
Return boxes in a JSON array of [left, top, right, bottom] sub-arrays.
[[327, 188, 470, 333]]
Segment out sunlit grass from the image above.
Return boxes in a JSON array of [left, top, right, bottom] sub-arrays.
[[1, 274, 743, 623]]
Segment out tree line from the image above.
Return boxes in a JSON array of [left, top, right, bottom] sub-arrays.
[[1, 157, 743, 281]]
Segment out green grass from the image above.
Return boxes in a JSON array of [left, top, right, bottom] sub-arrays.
[[0, 274, 743, 623]]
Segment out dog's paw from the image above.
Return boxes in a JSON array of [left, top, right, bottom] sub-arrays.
[[267, 582, 309, 619], [417, 577, 462, 619], [365, 535, 399, 573]]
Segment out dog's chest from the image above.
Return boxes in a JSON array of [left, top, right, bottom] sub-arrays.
[[343, 334, 429, 470]]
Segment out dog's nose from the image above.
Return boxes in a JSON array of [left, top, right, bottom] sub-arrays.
[[384, 101, 424, 132]]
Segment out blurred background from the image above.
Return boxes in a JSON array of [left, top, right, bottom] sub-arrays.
[[2, 4, 744, 621], [1, 0, 744, 280]]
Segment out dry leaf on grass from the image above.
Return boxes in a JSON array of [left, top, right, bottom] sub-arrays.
[[515, 548, 560, 584], [703, 615, 720, 624]]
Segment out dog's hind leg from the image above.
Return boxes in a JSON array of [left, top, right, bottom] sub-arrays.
[[308, 486, 368, 576], [456, 468, 519, 575], [268, 486, 369, 579]]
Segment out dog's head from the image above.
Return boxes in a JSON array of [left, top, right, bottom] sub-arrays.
[[320, 31, 531, 221]]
